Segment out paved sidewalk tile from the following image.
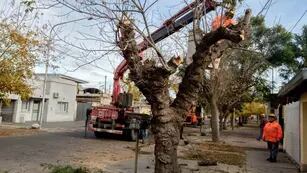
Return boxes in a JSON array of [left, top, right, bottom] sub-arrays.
[[246, 147, 298, 173]]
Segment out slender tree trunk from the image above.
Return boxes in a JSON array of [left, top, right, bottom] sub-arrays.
[[219, 115, 223, 131], [223, 115, 228, 130], [238, 116, 243, 126], [209, 95, 220, 142], [0, 100, 2, 118], [231, 108, 235, 130], [151, 108, 180, 173]]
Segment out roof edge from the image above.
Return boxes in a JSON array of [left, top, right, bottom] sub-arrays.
[[278, 68, 307, 97], [34, 73, 88, 84]]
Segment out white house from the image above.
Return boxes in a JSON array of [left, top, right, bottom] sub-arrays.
[[278, 68, 307, 171], [0, 74, 87, 123]]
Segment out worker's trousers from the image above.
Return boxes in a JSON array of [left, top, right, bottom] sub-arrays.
[[267, 141, 279, 161]]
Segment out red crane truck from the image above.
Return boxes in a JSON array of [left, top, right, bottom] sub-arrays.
[[87, 0, 216, 140]]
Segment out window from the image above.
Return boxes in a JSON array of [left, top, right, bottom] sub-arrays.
[[57, 102, 69, 113], [21, 101, 30, 112]]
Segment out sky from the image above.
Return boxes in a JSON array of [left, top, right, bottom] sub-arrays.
[[1, 0, 306, 92]]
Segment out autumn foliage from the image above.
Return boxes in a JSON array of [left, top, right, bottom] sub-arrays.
[[0, 22, 40, 100]]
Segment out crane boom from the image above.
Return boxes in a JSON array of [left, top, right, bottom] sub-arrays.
[[112, 0, 216, 104]]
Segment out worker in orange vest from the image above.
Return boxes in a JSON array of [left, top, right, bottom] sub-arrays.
[[211, 10, 237, 31], [191, 113, 198, 127], [209, 9, 240, 69], [262, 114, 283, 162], [189, 105, 198, 127]]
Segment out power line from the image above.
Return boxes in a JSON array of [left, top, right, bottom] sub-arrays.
[[289, 10, 307, 32], [256, 0, 273, 17]]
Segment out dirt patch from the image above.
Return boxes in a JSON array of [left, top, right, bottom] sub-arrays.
[[180, 142, 246, 167], [69, 139, 135, 169], [0, 128, 40, 137]]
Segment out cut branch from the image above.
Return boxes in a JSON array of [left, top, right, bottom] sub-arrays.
[[171, 9, 252, 118]]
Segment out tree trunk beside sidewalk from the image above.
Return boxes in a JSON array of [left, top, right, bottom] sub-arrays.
[[222, 115, 228, 130], [0, 101, 2, 120], [151, 108, 180, 173], [210, 95, 220, 142]]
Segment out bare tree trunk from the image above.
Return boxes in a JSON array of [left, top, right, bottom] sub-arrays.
[[210, 95, 220, 142], [238, 116, 243, 126], [0, 100, 2, 117], [223, 115, 228, 130], [151, 108, 180, 173], [219, 115, 223, 131], [231, 108, 235, 130]]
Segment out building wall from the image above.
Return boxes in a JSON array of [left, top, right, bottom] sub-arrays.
[[45, 77, 77, 122], [16, 99, 32, 122], [13, 75, 79, 123], [284, 101, 301, 164], [301, 93, 307, 171]]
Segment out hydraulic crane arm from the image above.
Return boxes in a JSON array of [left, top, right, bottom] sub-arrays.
[[112, 0, 216, 105]]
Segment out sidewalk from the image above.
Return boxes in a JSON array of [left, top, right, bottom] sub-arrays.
[[246, 150, 298, 173], [221, 124, 299, 173], [104, 124, 299, 173]]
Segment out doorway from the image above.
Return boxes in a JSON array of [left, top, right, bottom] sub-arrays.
[[32, 101, 40, 121], [1, 101, 15, 122]]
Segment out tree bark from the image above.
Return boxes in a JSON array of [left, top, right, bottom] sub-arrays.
[[210, 95, 220, 142], [151, 108, 180, 173]]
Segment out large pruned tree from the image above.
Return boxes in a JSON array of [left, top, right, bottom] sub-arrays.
[[41, 0, 252, 172], [117, 10, 251, 173]]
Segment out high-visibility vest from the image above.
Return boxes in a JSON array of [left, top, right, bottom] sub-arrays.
[[191, 114, 198, 124], [263, 121, 283, 142]]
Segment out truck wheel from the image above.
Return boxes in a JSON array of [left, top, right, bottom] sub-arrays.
[[94, 131, 104, 138]]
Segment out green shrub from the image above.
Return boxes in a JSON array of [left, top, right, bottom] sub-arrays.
[[41, 164, 103, 173]]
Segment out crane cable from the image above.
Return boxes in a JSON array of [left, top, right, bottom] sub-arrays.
[[289, 10, 307, 32]]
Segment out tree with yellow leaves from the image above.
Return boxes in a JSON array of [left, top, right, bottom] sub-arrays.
[[0, 20, 42, 110], [241, 102, 266, 116], [0, 23, 40, 98]]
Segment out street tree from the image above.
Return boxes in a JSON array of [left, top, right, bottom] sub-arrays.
[[241, 101, 266, 116], [118, 11, 250, 173], [41, 0, 252, 172], [201, 48, 265, 137], [294, 25, 307, 67], [199, 16, 306, 136], [0, 14, 42, 103], [251, 16, 306, 81]]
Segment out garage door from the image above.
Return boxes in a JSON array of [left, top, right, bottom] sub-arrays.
[[76, 102, 91, 121], [0, 101, 15, 122]]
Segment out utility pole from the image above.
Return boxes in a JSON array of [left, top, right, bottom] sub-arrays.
[[39, 17, 93, 128], [104, 76, 107, 94], [271, 67, 274, 94], [39, 43, 50, 127]]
